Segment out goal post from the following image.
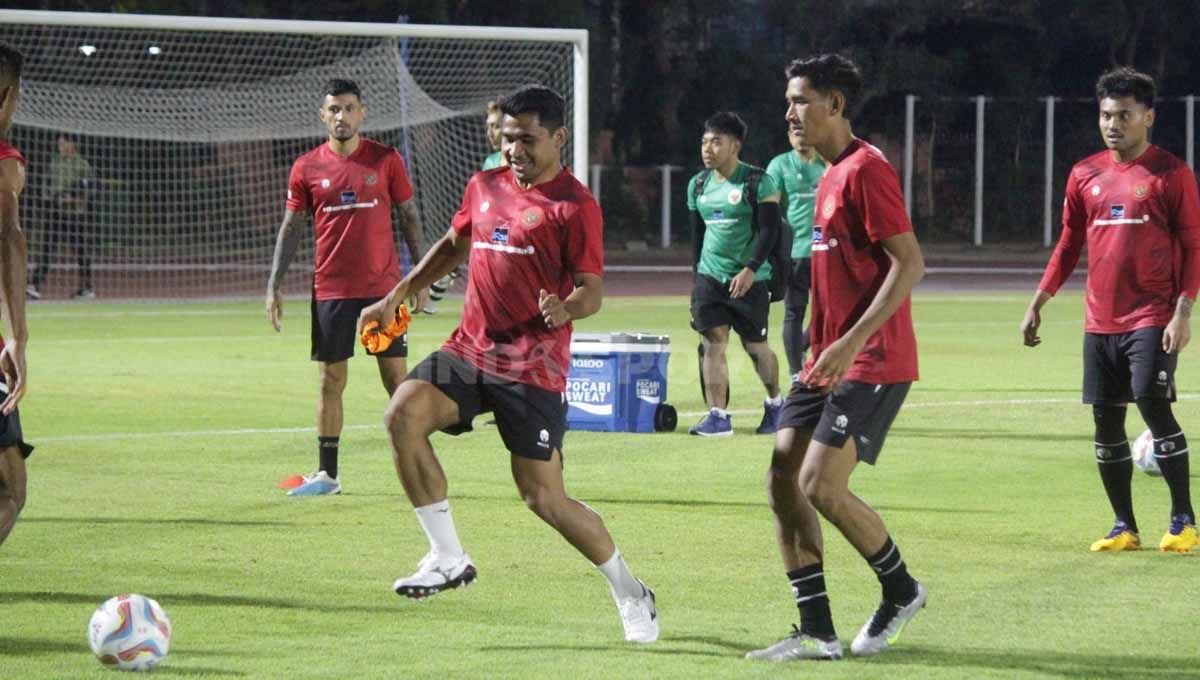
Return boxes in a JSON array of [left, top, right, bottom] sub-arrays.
[[0, 10, 588, 299]]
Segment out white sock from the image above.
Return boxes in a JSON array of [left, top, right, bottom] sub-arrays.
[[596, 549, 644, 601], [766, 395, 783, 407], [711, 407, 730, 418], [413, 500, 465, 559]]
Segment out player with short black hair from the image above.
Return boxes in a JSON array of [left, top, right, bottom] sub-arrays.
[[687, 111, 784, 437], [747, 54, 926, 662], [266, 78, 429, 496], [358, 84, 658, 644], [481, 99, 505, 170], [1022, 65, 1200, 553], [0, 41, 35, 546], [766, 127, 827, 376]]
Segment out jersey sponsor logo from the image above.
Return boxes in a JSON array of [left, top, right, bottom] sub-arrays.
[[727, 188, 743, 205], [822, 196, 835, 218], [365, 173, 378, 186], [1133, 183, 1148, 198], [340, 190, 357, 204], [473, 241, 535, 256], [492, 224, 510, 244], [321, 197, 379, 213], [523, 208, 544, 226], [1110, 204, 1125, 219], [712, 209, 725, 219]]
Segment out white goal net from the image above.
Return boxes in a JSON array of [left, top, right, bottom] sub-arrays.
[[0, 11, 586, 299]]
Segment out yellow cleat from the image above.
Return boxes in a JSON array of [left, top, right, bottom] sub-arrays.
[[1159, 517, 1198, 553], [1090, 524, 1141, 552]]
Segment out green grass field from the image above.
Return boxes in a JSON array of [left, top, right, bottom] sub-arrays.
[[3, 291, 1199, 679]]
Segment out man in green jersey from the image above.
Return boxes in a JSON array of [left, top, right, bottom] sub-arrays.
[[688, 112, 784, 437], [28, 133, 95, 300], [481, 99, 505, 170], [766, 128, 826, 377]]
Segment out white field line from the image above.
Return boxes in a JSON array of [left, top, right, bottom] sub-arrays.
[[39, 331, 448, 345], [37, 394, 1200, 444]]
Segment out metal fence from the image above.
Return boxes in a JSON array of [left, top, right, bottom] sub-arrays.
[[591, 95, 1198, 250]]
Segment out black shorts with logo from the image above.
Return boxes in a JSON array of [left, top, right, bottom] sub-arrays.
[[777, 380, 911, 465], [410, 350, 566, 462], [311, 296, 408, 363], [690, 273, 770, 342], [0, 385, 33, 459], [1083, 327, 1176, 404]]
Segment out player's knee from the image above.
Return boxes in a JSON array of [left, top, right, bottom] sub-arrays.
[[1135, 397, 1180, 437], [319, 369, 348, 398], [799, 471, 841, 516], [383, 395, 426, 441], [1092, 404, 1128, 444], [519, 484, 561, 523]]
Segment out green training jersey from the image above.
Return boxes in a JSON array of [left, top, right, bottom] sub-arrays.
[[765, 150, 826, 259], [482, 151, 504, 171], [687, 161, 781, 283]]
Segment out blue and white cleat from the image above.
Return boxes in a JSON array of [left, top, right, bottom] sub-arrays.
[[689, 408, 733, 437], [287, 470, 342, 496], [756, 399, 783, 435]]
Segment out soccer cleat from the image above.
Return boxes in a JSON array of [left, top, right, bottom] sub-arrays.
[[393, 553, 477, 599], [756, 399, 783, 435], [1159, 515, 1198, 553], [72, 287, 96, 300], [850, 581, 927, 656], [745, 625, 843, 661], [24, 284, 40, 300], [688, 408, 732, 437], [286, 470, 341, 496], [615, 581, 658, 643], [1089, 522, 1141, 552]]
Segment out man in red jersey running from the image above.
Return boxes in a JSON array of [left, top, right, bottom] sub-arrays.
[[747, 54, 926, 663], [1022, 66, 1200, 554], [0, 42, 35, 547], [358, 85, 658, 644], [266, 79, 428, 496]]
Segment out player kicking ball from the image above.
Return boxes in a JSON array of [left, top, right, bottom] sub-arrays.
[[1022, 66, 1200, 553], [358, 86, 658, 643], [747, 54, 926, 662]]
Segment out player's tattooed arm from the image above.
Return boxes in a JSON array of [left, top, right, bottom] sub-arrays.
[[395, 200, 430, 312], [265, 210, 302, 332], [1164, 295, 1193, 354]]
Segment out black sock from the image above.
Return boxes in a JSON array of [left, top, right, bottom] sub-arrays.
[[1096, 441, 1137, 532], [866, 537, 918, 604], [788, 564, 836, 640], [1154, 431, 1195, 522], [318, 436, 340, 479]]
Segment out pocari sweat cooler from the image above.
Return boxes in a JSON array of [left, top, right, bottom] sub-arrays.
[[566, 332, 676, 432]]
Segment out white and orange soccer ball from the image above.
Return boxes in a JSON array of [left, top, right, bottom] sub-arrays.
[[87, 594, 171, 671], [1132, 429, 1162, 477]]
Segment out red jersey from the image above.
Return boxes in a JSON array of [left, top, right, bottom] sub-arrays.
[[1039, 145, 1200, 334], [0, 140, 24, 352], [286, 138, 414, 301], [806, 139, 919, 384], [444, 167, 604, 392]]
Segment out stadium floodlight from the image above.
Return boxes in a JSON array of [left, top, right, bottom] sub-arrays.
[[0, 10, 588, 299]]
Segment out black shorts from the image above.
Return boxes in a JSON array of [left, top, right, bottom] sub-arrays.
[[778, 380, 911, 465], [1083, 328, 1176, 405], [410, 350, 566, 462], [690, 273, 770, 342], [0, 386, 33, 459], [311, 296, 408, 363]]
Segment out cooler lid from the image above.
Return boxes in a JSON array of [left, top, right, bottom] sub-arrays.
[[571, 332, 670, 354]]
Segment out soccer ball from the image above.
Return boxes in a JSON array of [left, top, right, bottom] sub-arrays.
[[1132, 429, 1162, 477], [87, 594, 171, 671]]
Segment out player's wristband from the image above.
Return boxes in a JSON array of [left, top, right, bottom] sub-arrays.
[[360, 304, 412, 353]]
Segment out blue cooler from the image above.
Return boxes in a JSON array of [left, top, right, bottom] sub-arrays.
[[566, 332, 676, 433]]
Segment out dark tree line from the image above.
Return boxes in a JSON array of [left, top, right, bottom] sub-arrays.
[[8, 0, 1200, 168]]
